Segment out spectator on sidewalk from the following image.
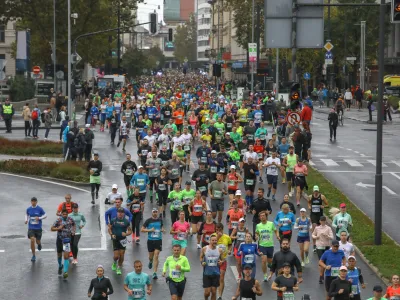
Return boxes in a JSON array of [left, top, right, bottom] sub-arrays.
[[344, 88, 353, 111], [355, 86, 363, 111], [31, 104, 41, 139], [22, 103, 32, 137], [44, 108, 53, 140], [62, 120, 70, 159], [300, 102, 312, 125], [74, 128, 87, 161], [84, 124, 95, 161], [383, 96, 392, 122], [367, 96, 374, 122], [318, 88, 324, 108]]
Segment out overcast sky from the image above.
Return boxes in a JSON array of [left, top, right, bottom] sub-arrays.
[[136, 0, 164, 31]]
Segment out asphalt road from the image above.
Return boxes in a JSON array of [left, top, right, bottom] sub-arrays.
[[0, 124, 385, 299], [310, 110, 400, 242]]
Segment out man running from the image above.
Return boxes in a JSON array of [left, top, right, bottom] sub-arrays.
[[130, 166, 150, 202], [88, 152, 102, 204], [282, 146, 298, 197], [216, 223, 232, 300], [162, 244, 191, 300], [121, 153, 138, 196], [264, 150, 281, 201], [208, 173, 228, 223], [146, 150, 163, 203], [51, 209, 76, 279], [250, 188, 272, 237], [141, 208, 165, 279], [26, 197, 46, 262], [200, 234, 223, 300], [124, 260, 152, 299], [109, 207, 132, 275]]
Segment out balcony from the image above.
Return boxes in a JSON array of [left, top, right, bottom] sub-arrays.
[[198, 23, 211, 31], [197, 35, 210, 42], [198, 2, 211, 10], [198, 45, 210, 52]]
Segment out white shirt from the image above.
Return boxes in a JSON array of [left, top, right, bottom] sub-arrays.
[[172, 136, 185, 151], [264, 157, 281, 176], [243, 151, 258, 163], [339, 241, 355, 260], [143, 135, 156, 147], [158, 134, 171, 149], [181, 133, 192, 146], [344, 91, 353, 100], [106, 192, 123, 204]]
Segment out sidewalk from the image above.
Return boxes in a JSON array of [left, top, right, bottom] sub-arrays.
[[0, 154, 63, 162], [314, 106, 400, 124]]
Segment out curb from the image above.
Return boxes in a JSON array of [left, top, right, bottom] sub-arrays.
[[308, 163, 392, 285], [314, 109, 370, 123], [0, 171, 90, 187]]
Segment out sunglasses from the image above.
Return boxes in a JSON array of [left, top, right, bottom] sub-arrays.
[[340, 270, 348, 272]]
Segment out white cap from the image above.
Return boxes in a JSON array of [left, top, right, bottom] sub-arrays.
[[235, 190, 242, 196], [300, 208, 306, 212], [239, 218, 245, 222], [112, 184, 118, 189], [85, 124, 90, 128], [138, 165, 144, 169], [211, 150, 217, 154], [348, 255, 356, 261], [230, 165, 236, 169]]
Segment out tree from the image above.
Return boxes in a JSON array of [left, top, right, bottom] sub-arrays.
[[121, 45, 165, 78], [173, 14, 197, 63], [144, 46, 166, 69], [4, 0, 143, 68]]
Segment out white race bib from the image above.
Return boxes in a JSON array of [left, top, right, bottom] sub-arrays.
[[312, 205, 321, 213], [244, 254, 254, 264], [231, 221, 238, 228], [137, 179, 145, 186], [151, 230, 161, 238], [63, 242, 71, 252], [132, 289, 143, 299], [120, 238, 128, 247], [199, 186, 207, 192], [30, 217, 39, 225], [213, 190, 222, 198], [283, 292, 295, 300], [194, 204, 203, 212], [246, 179, 254, 185], [210, 166, 217, 173], [171, 270, 181, 279], [331, 267, 340, 277]]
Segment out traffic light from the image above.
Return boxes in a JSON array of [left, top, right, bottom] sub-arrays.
[[150, 13, 157, 34], [212, 63, 221, 77], [392, 0, 400, 23], [46, 64, 54, 78], [290, 83, 301, 110], [168, 28, 173, 42]]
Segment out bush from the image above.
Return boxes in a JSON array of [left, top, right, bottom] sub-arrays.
[[388, 96, 400, 109], [0, 159, 89, 183], [7, 75, 35, 102], [0, 137, 62, 156]]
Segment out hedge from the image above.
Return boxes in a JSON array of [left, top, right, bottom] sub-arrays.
[[0, 159, 89, 183], [0, 137, 63, 156]]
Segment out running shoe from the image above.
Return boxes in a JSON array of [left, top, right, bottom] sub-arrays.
[[38, 244, 42, 251], [31, 255, 36, 262], [112, 262, 117, 271], [91, 200, 95, 204], [305, 256, 309, 264], [58, 265, 63, 275], [152, 272, 158, 279], [282, 178, 286, 184], [319, 276, 323, 284], [267, 190, 271, 198], [263, 274, 268, 282], [272, 195, 276, 201], [197, 244, 201, 249], [136, 238, 140, 243], [148, 260, 153, 269], [116, 268, 122, 275], [63, 272, 68, 279], [301, 260, 305, 267]]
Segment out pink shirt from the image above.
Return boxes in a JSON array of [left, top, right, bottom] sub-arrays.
[[172, 221, 190, 241], [294, 164, 308, 175], [312, 225, 334, 247]]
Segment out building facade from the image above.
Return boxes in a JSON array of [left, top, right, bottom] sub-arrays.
[[0, 21, 16, 78], [195, 0, 211, 62]]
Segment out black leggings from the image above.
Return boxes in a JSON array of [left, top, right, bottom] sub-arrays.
[[171, 210, 180, 224], [346, 100, 351, 109], [157, 191, 168, 206], [329, 125, 337, 139], [131, 213, 141, 237], [183, 205, 190, 222], [24, 121, 31, 136], [90, 183, 100, 194], [71, 234, 81, 259]]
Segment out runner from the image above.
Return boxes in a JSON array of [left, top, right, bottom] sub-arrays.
[[130, 166, 150, 202], [109, 207, 132, 275], [68, 203, 86, 265], [250, 188, 272, 237], [243, 157, 259, 209], [216, 223, 232, 300], [231, 264, 263, 300], [180, 181, 196, 223], [181, 126, 193, 172], [280, 194, 296, 214], [124, 260, 152, 299], [25, 197, 46, 262], [146, 150, 163, 204], [282, 146, 297, 197], [188, 190, 207, 248], [308, 185, 329, 252], [339, 232, 355, 261], [127, 187, 144, 243], [227, 165, 243, 202], [88, 152, 102, 204], [105, 197, 133, 225], [105, 184, 123, 205], [346, 256, 366, 300], [166, 153, 183, 188], [384, 274, 400, 299], [319, 240, 346, 300], [87, 265, 114, 299], [170, 211, 190, 255], [264, 150, 281, 201], [293, 159, 308, 206], [162, 244, 191, 300], [332, 203, 353, 241], [278, 137, 290, 184], [141, 208, 165, 279], [51, 209, 76, 279], [255, 211, 279, 282], [121, 153, 138, 196], [137, 139, 151, 166], [367, 285, 385, 300], [168, 182, 183, 223], [208, 173, 228, 223], [328, 266, 352, 300], [200, 234, 223, 300], [155, 167, 171, 218], [231, 218, 248, 280], [117, 115, 129, 151], [271, 262, 300, 300], [199, 211, 217, 248], [237, 232, 261, 279], [294, 208, 312, 267], [226, 200, 245, 236]]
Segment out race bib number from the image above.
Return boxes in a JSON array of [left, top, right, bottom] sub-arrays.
[[184, 145, 190, 151], [210, 166, 217, 173], [240, 115, 246, 121], [227, 123, 232, 128], [257, 153, 263, 159], [241, 149, 247, 155], [132, 289, 143, 299], [214, 190, 222, 198], [173, 200, 181, 208], [281, 218, 289, 227], [246, 179, 254, 185], [217, 244, 227, 252], [93, 114, 98, 119], [30, 217, 39, 225], [120, 238, 128, 247], [231, 221, 238, 228], [125, 168, 133, 176], [244, 254, 254, 264], [194, 205, 203, 212], [151, 169, 159, 176], [283, 292, 295, 300], [164, 111, 170, 116], [237, 232, 246, 241], [331, 267, 340, 277], [177, 232, 187, 240], [247, 134, 254, 140], [312, 205, 321, 213], [158, 184, 166, 190], [201, 157, 207, 163], [207, 257, 218, 267], [352, 285, 358, 295], [137, 179, 145, 186], [132, 204, 141, 212], [171, 270, 181, 279], [171, 169, 179, 176], [63, 242, 70, 252], [299, 225, 308, 234], [228, 180, 235, 186], [199, 186, 207, 192], [219, 168, 225, 173], [141, 150, 148, 156], [183, 197, 192, 205], [259, 134, 266, 140], [151, 230, 161, 238], [261, 233, 270, 241]]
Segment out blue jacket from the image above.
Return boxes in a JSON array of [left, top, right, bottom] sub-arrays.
[[105, 207, 132, 225], [274, 211, 296, 232], [62, 125, 70, 143], [130, 173, 149, 193], [146, 107, 158, 120], [90, 106, 99, 116]]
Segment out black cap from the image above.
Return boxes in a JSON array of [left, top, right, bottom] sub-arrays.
[[282, 262, 291, 268], [320, 216, 326, 221], [31, 197, 38, 201], [185, 181, 191, 185], [93, 152, 99, 156], [332, 240, 339, 246], [72, 203, 79, 208], [373, 285, 383, 292], [243, 264, 253, 270], [117, 207, 124, 213]]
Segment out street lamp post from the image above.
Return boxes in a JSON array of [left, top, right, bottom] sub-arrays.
[[251, 0, 255, 94], [53, 0, 57, 92], [67, 0, 72, 117]]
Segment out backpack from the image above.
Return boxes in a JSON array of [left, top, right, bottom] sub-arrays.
[[41, 112, 46, 124], [74, 134, 86, 148], [31, 110, 38, 120]]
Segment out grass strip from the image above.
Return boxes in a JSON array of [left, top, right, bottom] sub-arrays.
[[0, 137, 62, 157], [0, 159, 89, 183], [307, 167, 399, 279]]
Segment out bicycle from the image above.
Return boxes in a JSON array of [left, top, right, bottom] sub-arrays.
[[338, 109, 344, 126]]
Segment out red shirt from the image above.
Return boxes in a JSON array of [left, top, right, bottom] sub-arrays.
[[227, 209, 244, 229], [300, 106, 312, 121], [385, 286, 400, 298]]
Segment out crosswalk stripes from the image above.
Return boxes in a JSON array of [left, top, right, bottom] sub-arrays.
[[392, 161, 400, 167], [343, 159, 363, 167], [367, 160, 387, 167], [320, 159, 339, 166], [309, 158, 400, 168]]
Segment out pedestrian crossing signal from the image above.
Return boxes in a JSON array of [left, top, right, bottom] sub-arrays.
[[391, 0, 400, 23]]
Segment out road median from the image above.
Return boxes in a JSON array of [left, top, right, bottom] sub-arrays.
[[307, 166, 399, 281]]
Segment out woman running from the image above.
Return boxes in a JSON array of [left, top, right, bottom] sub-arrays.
[[170, 210, 190, 255], [237, 232, 261, 279], [155, 167, 171, 219], [230, 218, 248, 280], [294, 208, 312, 267], [188, 191, 207, 249], [227, 165, 243, 202], [127, 187, 144, 243]]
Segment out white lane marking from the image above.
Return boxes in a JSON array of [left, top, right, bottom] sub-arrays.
[[367, 160, 387, 167], [353, 151, 360, 154], [391, 172, 400, 181], [27, 248, 106, 252], [391, 161, 400, 168], [346, 148, 353, 151], [0, 173, 90, 193], [308, 160, 315, 166], [320, 159, 339, 167], [0, 250, 5, 253], [313, 154, 327, 158], [344, 159, 363, 167], [230, 266, 239, 280], [99, 190, 107, 251], [318, 170, 375, 173]]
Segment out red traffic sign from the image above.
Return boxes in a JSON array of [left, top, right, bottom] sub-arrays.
[[287, 112, 301, 126], [33, 66, 41, 74]]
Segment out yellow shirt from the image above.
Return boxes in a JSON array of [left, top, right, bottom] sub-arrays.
[[236, 126, 243, 136], [217, 234, 232, 260], [237, 108, 248, 122], [200, 109, 210, 123], [201, 134, 212, 144]]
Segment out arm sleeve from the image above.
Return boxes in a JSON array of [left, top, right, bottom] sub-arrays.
[[125, 209, 133, 222], [98, 162, 103, 173], [39, 213, 47, 220], [270, 255, 277, 273], [294, 254, 302, 273], [358, 268, 364, 284], [81, 214, 87, 226], [121, 162, 125, 174], [332, 216, 338, 229], [162, 258, 168, 273], [105, 209, 111, 225], [107, 278, 114, 295], [88, 279, 94, 294], [328, 280, 338, 297], [181, 258, 191, 272]]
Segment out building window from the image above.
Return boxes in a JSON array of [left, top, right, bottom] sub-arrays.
[[198, 52, 206, 58], [198, 40, 209, 47], [199, 18, 211, 25], [0, 25, 5, 43], [198, 29, 210, 36]]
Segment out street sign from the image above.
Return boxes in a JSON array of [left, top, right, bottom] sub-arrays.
[[324, 41, 334, 52], [33, 66, 41, 74], [346, 57, 357, 61], [287, 112, 301, 125], [303, 72, 311, 80], [325, 59, 333, 65], [248, 43, 257, 62], [72, 53, 82, 64], [32, 73, 40, 79], [184, 58, 188, 63], [56, 70, 64, 79], [325, 51, 333, 59]]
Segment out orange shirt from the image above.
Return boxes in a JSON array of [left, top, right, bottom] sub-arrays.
[[227, 208, 244, 229], [57, 201, 74, 214], [386, 286, 400, 298], [173, 111, 185, 125], [227, 173, 239, 190]]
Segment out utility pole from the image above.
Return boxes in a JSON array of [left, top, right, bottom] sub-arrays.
[[251, 0, 255, 93], [291, 0, 297, 82], [217, 3, 220, 91], [53, 0, 57, 92], [117, 2, 121, 73], [67, 0, 72, 117], [360, 21, 366, 91], [276, 48, 279, 96], [327, 0, 331, 88]]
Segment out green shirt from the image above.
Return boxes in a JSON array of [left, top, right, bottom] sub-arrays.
[[215, 122, 225, 134], [173, 149, 186, 159], [230, 132, 241, 144], [180, 189, 196, 206], [227, 150, 241, 162], [168, 190, 183, 211], [256, 221, 276, 247], [68, 212, 86, 235], [286, 153, 297, 172], [164, 124, 178, 135], [144, 119, 152, 127], [163, 255, 191, 282]]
